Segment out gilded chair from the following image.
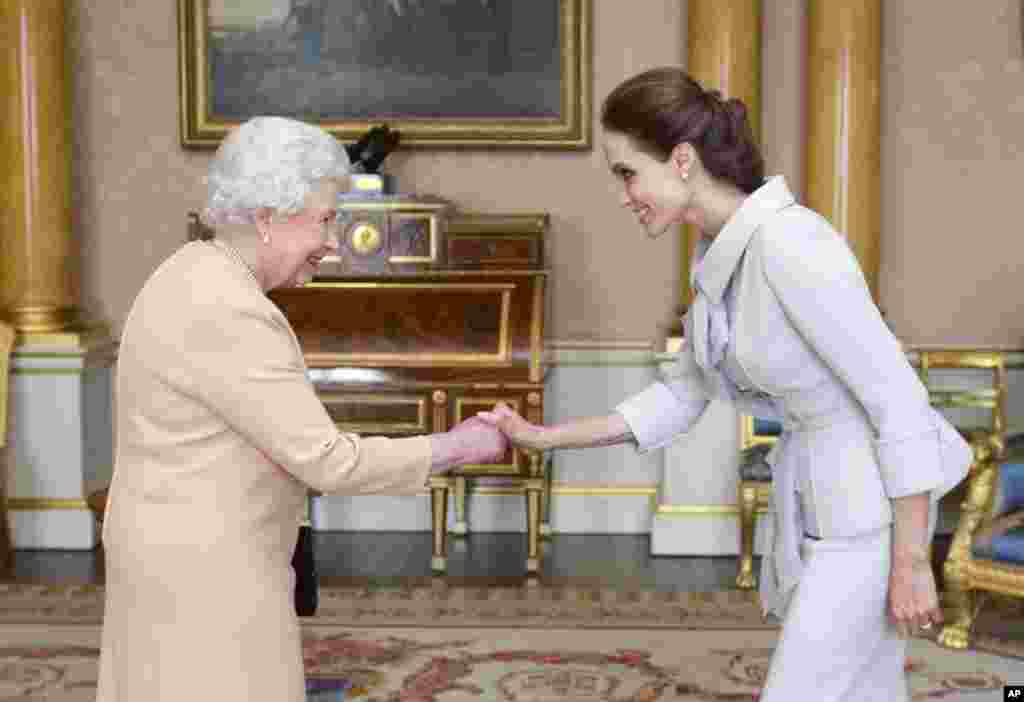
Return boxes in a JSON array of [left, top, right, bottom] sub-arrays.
[[905, 349, 1010, 650], [937, 434, 1024, 649], [0, 322, 14, 569], [736, 415, 782, 589]]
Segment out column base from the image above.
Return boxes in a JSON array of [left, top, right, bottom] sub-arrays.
[[5, 329, 116, 550]]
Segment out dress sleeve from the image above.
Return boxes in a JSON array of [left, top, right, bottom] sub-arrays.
[[614, 332, 711, 453], [760, 211, 969, 499], [176, 303, 431, 495]]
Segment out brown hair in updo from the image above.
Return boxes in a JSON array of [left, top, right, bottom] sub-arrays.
[[601, 67, 765, 194]]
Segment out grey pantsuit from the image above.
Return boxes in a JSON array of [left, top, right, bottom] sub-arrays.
[[617, 177, 971, 699]]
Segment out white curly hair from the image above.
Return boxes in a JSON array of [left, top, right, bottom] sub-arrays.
[[202, 116, 351, 226]]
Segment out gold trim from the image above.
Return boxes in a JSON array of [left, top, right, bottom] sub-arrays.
[[455, 396, 522, 472], [347, 222, 383, 256], [530, 275, 544, 382], [457, 484, 656, 498], [740, 415, 779, 448], [10, 367, 84, 376], [6, 497, 88, 511], [448, 213, 550, 235], [454, 397, 521, 416], [336, 201, 450, 213], [301, 283, 514, 367], [656, 504, 770, 517], [319, 392, 428, 435], [545, 339, 655, 351], [388, 213, 439, 264], [179, 0, 591, 149], [966, 560, 1024, 599], [13, 322, 113, 350]]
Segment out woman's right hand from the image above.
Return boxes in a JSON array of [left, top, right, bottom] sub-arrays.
[[475, 403, 549, 451]]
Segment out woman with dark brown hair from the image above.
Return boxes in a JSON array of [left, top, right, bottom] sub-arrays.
[[478, 67, 970, 700]]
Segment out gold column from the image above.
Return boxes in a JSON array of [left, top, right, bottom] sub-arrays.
[[804, 0, 882, 300], [0, 0, 86, 339], [681, 0, 762, 310]]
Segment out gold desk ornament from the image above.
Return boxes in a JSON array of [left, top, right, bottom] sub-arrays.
[[348, 222, 384, 256]]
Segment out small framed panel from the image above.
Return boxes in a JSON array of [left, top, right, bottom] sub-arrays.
[[319, 392, 429, 436], [453, 395, 524, 474]]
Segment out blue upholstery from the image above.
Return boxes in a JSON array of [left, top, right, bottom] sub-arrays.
[[972, 525, 1024, 562], [739, 443, 774, 482], [753, 417, 783, 437], [971, 435, 1024, 564], [990, 460, 1024, 518]]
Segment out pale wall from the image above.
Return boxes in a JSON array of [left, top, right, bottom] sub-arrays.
[[68, 1, 1024, 349], [880, 0, 1024, 347]]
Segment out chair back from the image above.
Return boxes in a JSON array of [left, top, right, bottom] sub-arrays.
[[740, 415, 782, 449], [912, 349, 1007, 465]]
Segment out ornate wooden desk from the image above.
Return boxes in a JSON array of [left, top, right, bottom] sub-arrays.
[[262, 198, 551, 573]]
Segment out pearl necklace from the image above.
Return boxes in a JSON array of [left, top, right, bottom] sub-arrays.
[[209, 238, 262, 289]]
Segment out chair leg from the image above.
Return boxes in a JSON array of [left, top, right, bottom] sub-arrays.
[[451, 475, 468, 537], [938, 577, 977, 650], [540, 455, 553, 539], [736, 482, 758, 590], [525, 478, 543, 573], [429, 476, 449, 572], [938, 459, 997, 649]]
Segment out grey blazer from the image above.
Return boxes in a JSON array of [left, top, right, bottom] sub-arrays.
[[618, 177, 971, 614]]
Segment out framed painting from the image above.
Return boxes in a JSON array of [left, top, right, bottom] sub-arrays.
[[178, 0, 591, 149]]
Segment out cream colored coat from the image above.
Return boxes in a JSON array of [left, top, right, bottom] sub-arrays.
[[96, 241, 432, 702]]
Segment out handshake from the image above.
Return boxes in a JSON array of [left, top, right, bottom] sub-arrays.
[[429, 403, 547, 473]]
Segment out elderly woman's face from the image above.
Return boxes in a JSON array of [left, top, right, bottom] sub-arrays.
[[263, 177, 342, 288]]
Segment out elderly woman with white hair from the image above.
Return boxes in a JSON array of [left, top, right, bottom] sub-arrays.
[[95, 116, 506, 702]]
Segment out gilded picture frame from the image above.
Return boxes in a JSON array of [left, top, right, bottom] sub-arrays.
[[178, 0, 591, 149]]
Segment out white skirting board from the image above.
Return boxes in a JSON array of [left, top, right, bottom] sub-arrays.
[[8, 508, 97, 550], [312, 486, 655, 534]]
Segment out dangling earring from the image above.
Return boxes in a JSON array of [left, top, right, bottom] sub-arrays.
[[262, 234, 270, 245]]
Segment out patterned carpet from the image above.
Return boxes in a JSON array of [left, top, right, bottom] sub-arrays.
[[0, 624, 1019, 701], [0, 583, 1021, 701]]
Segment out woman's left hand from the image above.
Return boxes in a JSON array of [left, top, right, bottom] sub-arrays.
[[888, 555, 942, 638]]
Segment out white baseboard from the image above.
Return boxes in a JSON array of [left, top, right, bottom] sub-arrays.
[[313, 485, 656, 534], [9, 509, 97, 550]]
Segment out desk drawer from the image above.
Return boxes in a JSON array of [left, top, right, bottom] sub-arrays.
[[319, 391, 432, 436]]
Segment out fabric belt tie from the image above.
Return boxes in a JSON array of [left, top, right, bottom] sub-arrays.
[[759, 411, 863, 617]]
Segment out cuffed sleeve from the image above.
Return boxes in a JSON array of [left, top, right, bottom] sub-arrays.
[[615, 344, 710, 453], [760, 213, 970, 500], [177, 304, 432, 495]]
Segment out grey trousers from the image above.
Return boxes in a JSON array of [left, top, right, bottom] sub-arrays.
[[761, 525, 909, 701]]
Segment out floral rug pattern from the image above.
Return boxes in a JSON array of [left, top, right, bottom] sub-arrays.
[[0, 628, 1015, 701]]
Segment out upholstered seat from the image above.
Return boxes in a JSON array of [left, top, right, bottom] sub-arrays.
[[971, 445, 1024, 562]]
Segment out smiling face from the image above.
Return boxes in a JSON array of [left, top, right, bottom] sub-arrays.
[[257, 177, 344, 289], [602, 131, 693, 239]]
